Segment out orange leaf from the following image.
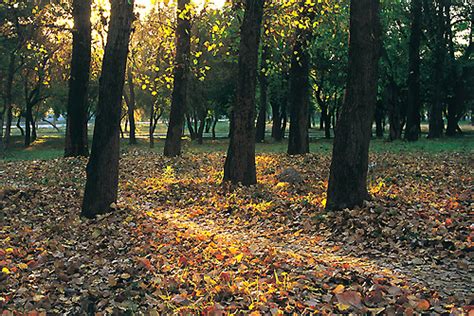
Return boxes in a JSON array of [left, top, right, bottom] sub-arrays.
[[416, 299, 430, 311]]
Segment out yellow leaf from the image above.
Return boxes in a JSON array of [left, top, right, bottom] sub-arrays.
[[17, 263, 28, 270], [321, 198, 327, 207], [333, 284, 345, 294], [336, 303, 351, 311], [2, 267, 10, 274], [5, 248, 13, 253], [235, 253, 244, 263]]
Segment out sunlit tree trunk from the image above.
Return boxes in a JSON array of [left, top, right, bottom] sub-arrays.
[[81, 0, 134, 218], [164, 0, 191, 157], [326, 0, 382, 210], [64, 0, 91, 157], [223, 0, 265, 185]]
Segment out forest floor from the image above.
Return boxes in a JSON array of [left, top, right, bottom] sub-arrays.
[[0, 141, 473, 314]]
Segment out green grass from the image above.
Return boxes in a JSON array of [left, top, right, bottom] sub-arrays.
[[2, 123, 473, 161]]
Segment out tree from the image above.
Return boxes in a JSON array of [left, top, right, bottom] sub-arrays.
[[223, 0, 265, 185], [163, 0, 191, 157], [81, 0, 135, 218], [255, 44, 269, 143], [287, 2, 314, 155], [404, 0, 422, 141], [64, 0, 91, 157], [326, 0, 381, 210]]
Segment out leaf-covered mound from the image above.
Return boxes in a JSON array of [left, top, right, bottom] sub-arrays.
[[0, 151, 472, 314]]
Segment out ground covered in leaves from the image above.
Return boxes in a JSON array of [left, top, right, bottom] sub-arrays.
[[1, 150, 473, 314]]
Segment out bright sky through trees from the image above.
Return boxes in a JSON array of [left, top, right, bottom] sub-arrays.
[[135, 0, 226, 11]]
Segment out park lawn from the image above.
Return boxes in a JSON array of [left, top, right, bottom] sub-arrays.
[[0, 138, 472, 314]]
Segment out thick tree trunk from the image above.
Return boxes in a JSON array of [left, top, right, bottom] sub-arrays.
[[223, 0, 264, 185], [164, 0, 191, 157], [287, 14, 311, 155], [255, 44, 269, 143], [81, 0, 134, 218], [404, 0, 422, 141], [64, 0, 91, 157], [326, 0, 381, 210], [126, 69, 137, 144]]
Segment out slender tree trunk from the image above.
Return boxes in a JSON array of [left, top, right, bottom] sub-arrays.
[[427, 2, 445, 138], [126, 68, 137, 144], [197, 110, 206, 144], [405, 0, 422, 141], [375, 100, 384, 138], [16, 114, 24, 136], [223, 0, 265, 185], [270, 101, 282, 141], [81, 0, 134, 218], [387, 80, 402, 141], [212, 116, 218, 139], [326, 0, 381, 210], [287, 9, 312, 155], [3, 52, 16, 148], [324, 107, 331, 139], [164, 0, 191, 157], [255, 44, 269, 143], [65, 0, 91, 157]]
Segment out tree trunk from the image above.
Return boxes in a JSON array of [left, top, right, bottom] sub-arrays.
[[427, 2, 445, 139], [64, 0, 91, 157], [326, 0, 381, 210], [270, 100, 282, 141], [375, 100, 384, 138], [212, 116, 218, 139], [2, 51, 16, 148], [16, 114, 24, 136], [81, 0, 134, 218], [387, 80, 402, 141], [287, 10, 312, 155], [404, 0, 422, 141], [255, 44, 269, 143], [223, 0, 264, 185], [197, 110, 206, 144], [164, 0, 191, 157], [126, 68, 137, 144]]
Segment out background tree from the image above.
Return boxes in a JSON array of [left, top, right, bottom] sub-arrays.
[[64, 0, 91, 157], [326, 0, 382, 210], [164, 0, 192, 157], [223, 0, 265, 185], [82, 0, 135, 218], [405, 0, 422, 141]]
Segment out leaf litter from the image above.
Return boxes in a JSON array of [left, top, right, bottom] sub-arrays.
[[0, 150, 472, 314]]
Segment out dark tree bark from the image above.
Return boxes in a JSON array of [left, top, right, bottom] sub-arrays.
[[16, 114, 24, 136], [64, 0, 91, 157], [427, 1, 445, 138], [404, 0, 422, 141], [375, 100, 384, 138], [223, 0, 265, 185], [81, 0, 134, 218], [125, 68, 137, 144], [287, 10, 312, 155], [2, 51, 16, 148], [164, 0, 191, 157], [386, 80, 402, 141], [255, 44, 269, 143], [326, 0, 381, 210]]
